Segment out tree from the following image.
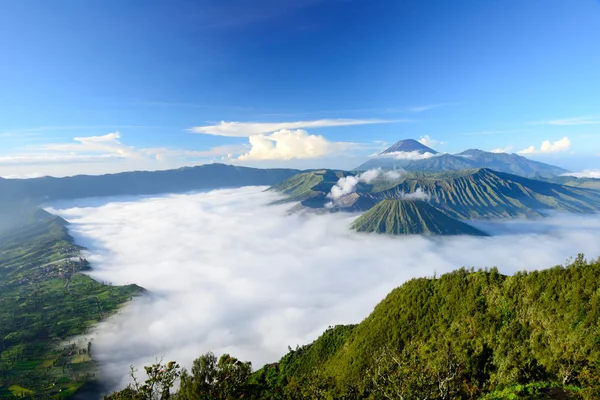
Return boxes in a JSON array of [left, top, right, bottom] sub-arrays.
[[104, 359, 180, 400], [178, 352, 254, 400]]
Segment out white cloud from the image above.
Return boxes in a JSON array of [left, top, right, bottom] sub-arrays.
[[562, 170, 600, 179], [418, 135, 444, 147], [236, 129, 357, 161], [47, 188, 600, 392], [517, 137, 571, 155], [380, 150, 439, 160], [0, 132, 243, 169], [401, 187, 430, 201], [327, 175, 361, 203], [41, 132, 139, 158], [189, 119, 397, 137], [0, 132, 142, 166], [490, 146, 513, 154], [0, 172, 44, 179], [405, 103, 453, 113], [530, 116, 600, 126], [326, 168, 404, 206]]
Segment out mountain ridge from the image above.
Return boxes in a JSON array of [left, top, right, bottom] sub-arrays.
[[355, 139, 569, 178], [0, 163, 301, 207], [351, 199, 488, 236], [271, 167, 600, 222]]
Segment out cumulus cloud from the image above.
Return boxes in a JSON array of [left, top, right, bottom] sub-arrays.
[[189, 119, 396, 137], [418, 135, 445, 148], [517, 137, 571, 155], [47, 189, 600, 393], [562, 170, 600, 179], [530, 116, 600, 126], [490, 146, 513, 154], [235, 129, 356, 161]]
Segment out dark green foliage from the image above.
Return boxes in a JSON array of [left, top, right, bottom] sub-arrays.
[[258, 255, 600, 399], [351, 199, 488, 236], [104, 360, 181, 400], [178, 353, 253, 399]]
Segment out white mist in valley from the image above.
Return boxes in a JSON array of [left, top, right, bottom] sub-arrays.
[[47, 187, 600, 390]]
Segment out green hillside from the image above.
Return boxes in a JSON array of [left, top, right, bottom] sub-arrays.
[[255, 255, 600, 399], [351, 199, 488, 236], [273, 168, 600, 220], [269, 169, 345, 204], [368, 168, 600, 220], [0, 209, 143, 399]]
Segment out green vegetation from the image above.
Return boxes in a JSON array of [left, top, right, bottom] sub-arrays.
[[0, 209, 143, 399], [107, 255, 600, 399], [351, 199, 488, 236], [269, 169, 348, 207], [371, 168, 600, 219]]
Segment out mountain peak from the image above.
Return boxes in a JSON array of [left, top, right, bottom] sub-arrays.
[[380, 139, 438, 155], [351, 199, 488, 236]]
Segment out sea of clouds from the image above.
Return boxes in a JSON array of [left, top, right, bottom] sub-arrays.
[[47, 187, 600, 391]]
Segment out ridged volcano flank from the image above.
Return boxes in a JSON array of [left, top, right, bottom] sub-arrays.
[[380, 139, 438, 155], [351, 199, 488, 236]]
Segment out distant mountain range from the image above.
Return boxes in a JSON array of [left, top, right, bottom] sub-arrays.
[[351, 199, 488, 236], [0, 164, 299, 206], [0, 164, 300, 232], [272, 167, 600, 235], [355, 139, 569, 178]]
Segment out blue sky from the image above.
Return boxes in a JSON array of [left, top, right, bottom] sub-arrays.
[[0, 0, 599, 177]]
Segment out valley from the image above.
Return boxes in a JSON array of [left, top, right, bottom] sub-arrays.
[[0, 157, 599, 398]]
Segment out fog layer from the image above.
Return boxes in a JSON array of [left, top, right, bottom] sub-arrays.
[[48, 187, 600, 390]]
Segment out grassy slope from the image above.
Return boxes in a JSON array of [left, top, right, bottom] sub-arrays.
[[269, 170, 347, 205], [363, 168, 600, 219], [351, 199, 488, 236], [0, 210, 142, 399], [271, 168, 600, 220], [260, 256, 600, 398]]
